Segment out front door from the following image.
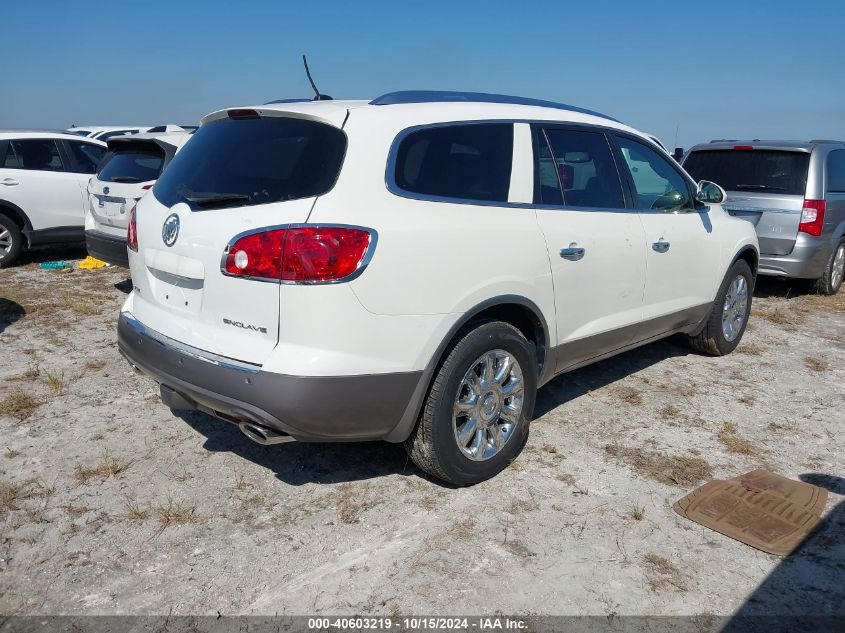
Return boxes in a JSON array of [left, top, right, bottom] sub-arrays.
[[614, 134, 720, 335]]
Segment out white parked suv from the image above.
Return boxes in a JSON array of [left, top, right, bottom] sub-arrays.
[[118, 92, 759, 485], [86, 132, 191, 267], [67, 126, 149, 141], [0, 131, 106, 267]]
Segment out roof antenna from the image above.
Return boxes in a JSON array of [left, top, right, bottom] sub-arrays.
[[303, 55, 332, 101]]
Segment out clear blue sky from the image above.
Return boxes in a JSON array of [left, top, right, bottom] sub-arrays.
[[4, 0, 843, 148]]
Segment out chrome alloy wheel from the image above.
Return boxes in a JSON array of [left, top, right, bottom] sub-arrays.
[[722, 274, 749, 342], [453, 349, 524, 461], [0, 226, 11, 258], [832, 244, 845, 290]]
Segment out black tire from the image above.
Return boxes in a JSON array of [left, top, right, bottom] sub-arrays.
[[0, 213, 23, 268], [688, 259, 754, 356], [404, 320, 538, 486], [813, 239, 845, 296]]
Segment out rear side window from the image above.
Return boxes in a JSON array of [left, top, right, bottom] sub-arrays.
[[683, 149, 810, 195], [154, 117, 347, 209], [537, 128, 625, 208], [393, 124, 513, 203], [617, 136, 693, 211], [827, 150, 845, 193], [68, 141, 106, 174], [5, 139, 64, 171], [99, 145, 165, 183]]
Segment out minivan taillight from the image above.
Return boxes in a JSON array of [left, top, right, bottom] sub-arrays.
[[223, 226, 373, 282], [127, 204, 138, 252], [798, 199, 826, 237]]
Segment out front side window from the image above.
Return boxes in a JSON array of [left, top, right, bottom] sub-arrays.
[[154, 116, 347, 210], [827, 149, 845, 193], [617, 136, 692, 211], [393, 123, 513, 203], [7, 139, 64, 171], [68, 141, 106, 174], [537, 128, 625, 209]]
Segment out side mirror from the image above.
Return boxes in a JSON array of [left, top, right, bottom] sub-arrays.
[[672, 147, 684, 162], [696, 180, 726, 204]]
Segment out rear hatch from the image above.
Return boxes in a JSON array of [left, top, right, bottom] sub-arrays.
[[683, 148, 810, 255], [90, 140, 169, 235], [128, 110, 347, 364]]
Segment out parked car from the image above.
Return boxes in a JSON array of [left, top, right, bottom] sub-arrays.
[[117, 91, 758, 485], [145, 125, 197, 134], [67, 126, 148, 141], [85, 132, 191, 267], [0, 131, 107, 267], [683, 140, 845, 294]]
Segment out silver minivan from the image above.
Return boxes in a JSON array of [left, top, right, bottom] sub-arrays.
[[683, 140, 845, 294]]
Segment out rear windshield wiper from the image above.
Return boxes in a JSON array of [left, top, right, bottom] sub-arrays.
[[184, 192, 250, 206], [734, 184, 786, 191], [110, 176, 141, 183]]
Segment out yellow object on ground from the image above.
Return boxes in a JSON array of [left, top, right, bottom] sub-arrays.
[[78, 256, 108, 270]]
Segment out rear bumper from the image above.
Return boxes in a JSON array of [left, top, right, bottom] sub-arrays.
[[85, 230, 129, 267], [117, 312, 424, 442], [759, 234, 831, 279]]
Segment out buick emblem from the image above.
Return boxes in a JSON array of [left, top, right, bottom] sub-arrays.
[[162, 213, 180, 247], [103, 186, 110, 195]]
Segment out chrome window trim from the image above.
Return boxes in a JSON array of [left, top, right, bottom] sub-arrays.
[[121, 312, 260, 373], [219, 223, 379, 285]]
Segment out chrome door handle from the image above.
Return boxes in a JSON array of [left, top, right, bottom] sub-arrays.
[[560, 245, 585, 261], [1, 178, 19, 186], [652, 241, 670, 253]]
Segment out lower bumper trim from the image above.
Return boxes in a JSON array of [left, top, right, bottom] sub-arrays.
[[85, 230, 129, 268], [118, 312, 424, 442]]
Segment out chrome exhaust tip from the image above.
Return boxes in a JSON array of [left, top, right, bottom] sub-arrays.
[[238, 421, 295, 446]]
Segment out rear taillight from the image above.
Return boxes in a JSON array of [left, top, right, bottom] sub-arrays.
[[127, 205, 138, 252], [798, 199, 826, 236], [224, 229, 286, 279], [223, 226, 374, 282]]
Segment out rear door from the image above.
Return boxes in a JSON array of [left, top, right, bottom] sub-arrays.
[[683, 148, 810, 255], [533, 126, 646, 371], [0, 138, 83, 229], [128, 113, 347, 364]]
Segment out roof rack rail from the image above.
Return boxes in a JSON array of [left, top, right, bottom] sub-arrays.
[[810, 139, 845, 144], [708, 139, 739, 142], [369, 90, 620, 123], [263, 98, 313, 105]]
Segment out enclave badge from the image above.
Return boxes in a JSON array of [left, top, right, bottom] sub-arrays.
[[162, 213, 180, 247]]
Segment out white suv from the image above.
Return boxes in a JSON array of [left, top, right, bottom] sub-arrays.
[[118, 92, 759, 485], [85, 132, 191, 267], [0, 131, 106, 267]]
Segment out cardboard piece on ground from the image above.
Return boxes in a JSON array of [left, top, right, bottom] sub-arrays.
[[673, 469, 828, 556]]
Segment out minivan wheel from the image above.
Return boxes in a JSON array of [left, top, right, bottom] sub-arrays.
[[0, 213, 23, 268], [688, 259, 754, 356], [404, 320, 537, 486], [814, 239, 845, 296]]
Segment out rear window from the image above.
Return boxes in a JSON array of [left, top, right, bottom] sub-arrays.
[[683, 149, 810, 195], [393, 123, 513, 203], [98, 146, 165, 183], [153, 116, 346, 210]]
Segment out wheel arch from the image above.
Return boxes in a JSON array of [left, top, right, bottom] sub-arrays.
[[0, 199, 33, 245], [732, 245, 759, 277], [383, 294, 551, 443]]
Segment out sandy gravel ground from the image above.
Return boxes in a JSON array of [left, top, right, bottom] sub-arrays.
[[1, 246, 843, 621]]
